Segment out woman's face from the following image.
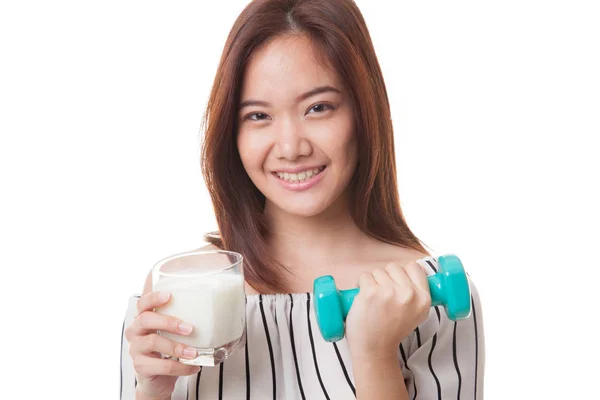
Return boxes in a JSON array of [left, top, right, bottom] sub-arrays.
[[237, 34, 358, 217]]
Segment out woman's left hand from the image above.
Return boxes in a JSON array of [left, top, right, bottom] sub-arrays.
[[345, 261, 432, 362]]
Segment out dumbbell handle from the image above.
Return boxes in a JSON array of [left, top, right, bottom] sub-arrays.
[[336, 275, 446, 320]]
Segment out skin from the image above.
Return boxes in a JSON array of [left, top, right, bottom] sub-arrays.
[[125, 34, 431, 400]]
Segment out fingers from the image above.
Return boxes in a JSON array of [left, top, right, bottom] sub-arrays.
[[358, 270, 377, 290], [403, 262, 431, 297], [128, 310, 194, 340], [137, 291, 171, 315], [363, 261, 431, 306], [125, 292, 194, 343], [130, 333, 198, 360], [383, 263, 412, 287], [370, 268, 397, 301], [133, 355, 201, 377]]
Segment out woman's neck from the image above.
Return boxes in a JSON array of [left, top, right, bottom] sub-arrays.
[[263, 198, 374, 276]]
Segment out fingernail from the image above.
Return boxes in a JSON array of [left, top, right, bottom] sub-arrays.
[[158, 292, 170, 302], [179, 322, 193, 334], [183, 347, 197, 358]]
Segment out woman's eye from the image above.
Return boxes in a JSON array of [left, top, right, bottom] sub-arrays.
[[307, 103, 334, 114], [246, 113, 270, 121]]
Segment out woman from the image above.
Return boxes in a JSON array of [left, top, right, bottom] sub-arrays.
[[122, 0, 485, 399]]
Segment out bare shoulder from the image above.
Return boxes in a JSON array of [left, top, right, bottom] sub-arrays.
[[371, 239, 430, 266], [193, 243, 221, 251]]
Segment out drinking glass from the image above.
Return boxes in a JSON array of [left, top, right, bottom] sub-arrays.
[[152, 250, 245, 366]]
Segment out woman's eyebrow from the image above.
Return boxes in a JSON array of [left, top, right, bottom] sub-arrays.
[[239, 85, 341, 109], [296, 85, 341, 102]]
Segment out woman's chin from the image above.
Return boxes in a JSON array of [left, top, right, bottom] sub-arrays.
[[267, 200, 329, 218]]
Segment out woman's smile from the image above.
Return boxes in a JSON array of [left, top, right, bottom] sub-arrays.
[[271, 165, 327, 191]]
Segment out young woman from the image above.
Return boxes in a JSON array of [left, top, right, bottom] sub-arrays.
[[122, 0, 485, 399]]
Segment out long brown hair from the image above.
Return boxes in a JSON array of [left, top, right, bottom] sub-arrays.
[[201, 0, 429, 293]]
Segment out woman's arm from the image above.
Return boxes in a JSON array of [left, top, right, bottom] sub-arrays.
[[352, 355, 409, 400]]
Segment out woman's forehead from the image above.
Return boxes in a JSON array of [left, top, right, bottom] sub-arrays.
[[240, 35, 343, 101]]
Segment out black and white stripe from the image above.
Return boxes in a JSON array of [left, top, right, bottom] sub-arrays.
[[453, 321, 463, 399], [288, 294, 306, 400], [427, 256, 482, 399], [427, 307, 442, 400], [218, 363, 224, 400], [399, 342, 417, 400], [307, 293, 330, 400], [245, 339, 250, 400], [195, 368, 202, 400], [471, 295, 480, 399], [259, 295, 277, 400], [333, 342, 356, 397]]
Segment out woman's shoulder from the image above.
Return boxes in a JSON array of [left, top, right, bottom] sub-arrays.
[[387, 244, 432, 266], [193, 243, 221, 251], [361, 239, 432, 270]]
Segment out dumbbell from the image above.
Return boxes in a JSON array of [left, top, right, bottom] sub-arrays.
[[313, 254, 471, 342]]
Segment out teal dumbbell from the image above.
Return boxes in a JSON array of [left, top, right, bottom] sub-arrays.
[[313, 254, 472, 342]]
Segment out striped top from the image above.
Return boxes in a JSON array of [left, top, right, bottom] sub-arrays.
[[120, 256, 485, 399]]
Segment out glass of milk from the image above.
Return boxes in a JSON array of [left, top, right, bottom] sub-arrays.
[[152, 250, 245, 367]]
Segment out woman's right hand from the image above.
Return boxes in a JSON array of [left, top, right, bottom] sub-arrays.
[[125, 291, 201, 399]]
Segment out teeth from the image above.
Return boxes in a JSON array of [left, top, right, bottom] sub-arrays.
[[276, 166, 324, 182]]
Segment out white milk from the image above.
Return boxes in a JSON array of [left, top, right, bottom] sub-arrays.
[[154, 273, 245, 349]]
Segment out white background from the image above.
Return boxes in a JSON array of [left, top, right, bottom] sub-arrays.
[[1, 0, 598, 398]]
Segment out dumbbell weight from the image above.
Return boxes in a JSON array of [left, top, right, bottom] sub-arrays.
[[313, 254, 471, 342]]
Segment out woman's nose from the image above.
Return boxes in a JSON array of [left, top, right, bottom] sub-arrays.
[[273, 118, 312, 161]]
